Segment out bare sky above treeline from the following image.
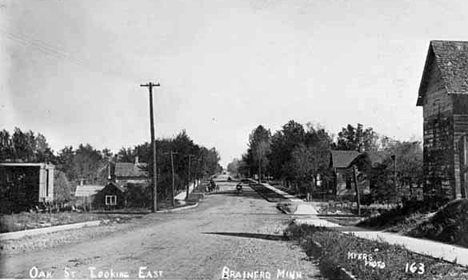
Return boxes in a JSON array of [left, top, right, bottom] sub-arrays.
[[1, 0, 467, 166]]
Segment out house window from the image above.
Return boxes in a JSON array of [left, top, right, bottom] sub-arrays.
[[346, 176, 352, 189], [105, 195, 117, 206]]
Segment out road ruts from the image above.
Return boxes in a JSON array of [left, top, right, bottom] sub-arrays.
[[0, 178, 324, 280]]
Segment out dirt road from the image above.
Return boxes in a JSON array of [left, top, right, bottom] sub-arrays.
[[0, 179, 323, 280]]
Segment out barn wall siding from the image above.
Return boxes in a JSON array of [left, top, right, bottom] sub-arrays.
[[421, 58, 456, 199], [453, 102, 468, 199]]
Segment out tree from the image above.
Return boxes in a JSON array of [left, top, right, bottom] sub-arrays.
[[384, 140, 423, 200], [227, 158, 241, 177], [0, 128, 55, 163], [101, 148, 113, 161], [291, 123, 332, 197], [117, 147, 136, 162], [35, 133, 55, 162], [0, 129, 13, 161], [268, 120, 306, 181], [54, 170, 72, 204], [335, 123, 378, 152], [56, 146, 76, 179], [248, 125, 271, 181], [71, 144, 105, 184], [121, 130, 222, 202]]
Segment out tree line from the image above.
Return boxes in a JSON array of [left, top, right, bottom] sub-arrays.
[[228, 120, 423, 203], [0, 128, 222, 204]]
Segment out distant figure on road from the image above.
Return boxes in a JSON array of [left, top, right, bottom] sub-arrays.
[[236, 183, 243, 195], [209, 179, 216, 192]]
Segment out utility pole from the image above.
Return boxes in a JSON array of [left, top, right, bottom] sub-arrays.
[[140, 82, 160, 212], [353, 164, 361, 216], [186, 154, 194, 201]]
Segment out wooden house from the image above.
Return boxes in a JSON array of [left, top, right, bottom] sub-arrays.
[[416, 40, 468, 200], [329, 150, 366, 200], [110, 157, 149, 186], [92, 182, 126, 209]]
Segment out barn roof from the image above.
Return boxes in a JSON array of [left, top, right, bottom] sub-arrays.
[[75, 185, 105, 197], [330, 150, 361, 168], [114, 162, 148, 178], [417, 40, 468, 106]]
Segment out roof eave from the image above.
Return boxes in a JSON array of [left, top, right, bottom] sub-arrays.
[[417, 43, 435, 107]]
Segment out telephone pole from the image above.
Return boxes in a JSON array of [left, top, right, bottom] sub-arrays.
[[353, 164, 361, 216], [140, 82, 160, 212]]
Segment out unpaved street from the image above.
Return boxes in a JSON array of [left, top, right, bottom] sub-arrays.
[[0, 178, 323, 280]]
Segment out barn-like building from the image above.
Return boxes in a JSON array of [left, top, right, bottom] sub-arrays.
[[0, 162, 55, 213], [417, 40, 468, 201]]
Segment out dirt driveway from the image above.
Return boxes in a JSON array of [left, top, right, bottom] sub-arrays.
[[0, 181, 323, 280]]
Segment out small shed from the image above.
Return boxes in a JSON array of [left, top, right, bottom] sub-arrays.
[[74, 184, 105, 210], [92, 182, 126, 209]]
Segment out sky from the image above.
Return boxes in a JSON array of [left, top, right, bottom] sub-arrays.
[[0, 0, 467, 167]]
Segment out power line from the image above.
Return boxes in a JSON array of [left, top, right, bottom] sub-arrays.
[[0, 27, 140, 82]]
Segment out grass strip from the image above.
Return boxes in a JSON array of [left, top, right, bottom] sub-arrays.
[[284, 222, 468, 280], [249, 183, 285, 202]]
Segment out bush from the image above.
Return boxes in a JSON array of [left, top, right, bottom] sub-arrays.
[[409, 199, 468, 248], [285, 223, 468, 280], [125, 183, 151, 208], [357, 201, 433, 230]]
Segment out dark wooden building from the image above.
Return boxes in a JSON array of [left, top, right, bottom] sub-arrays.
[[329, 150, 371, 200], [0, 163, 54, 213], [417, 40, 468, 200], [109, 157, 149, 186], [92, 182, 126, 209]]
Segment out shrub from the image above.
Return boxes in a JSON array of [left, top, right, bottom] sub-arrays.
[[285, 223, 468, 279]]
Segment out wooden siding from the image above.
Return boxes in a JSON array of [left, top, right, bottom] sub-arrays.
[[335, 168, 370, 200], [453, 110, 468, 198], [421, 56, 455, 199]]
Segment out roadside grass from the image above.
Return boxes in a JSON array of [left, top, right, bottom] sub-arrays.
[[284, 223, 468, 280], [357, 199, 468, 249], [186, 180, 208, 204], [249, 183, 286, 202], [408, 199, 468, 248], [357, 202, 434, 232], [0, 212, 143, 233], [320, 216, 364, 227], [0, 181, 211, 234]]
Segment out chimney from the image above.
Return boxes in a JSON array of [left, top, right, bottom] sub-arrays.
[[135, 156, 139, 164], [80, 179, 84, 186]]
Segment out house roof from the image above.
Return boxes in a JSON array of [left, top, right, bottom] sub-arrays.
[[114, 162, 148, 178], [417, 40, 468, 106], [75, 185, 105, 197], [352, 151, 390, 168], [330, 150, 361, 168], [104, 182, 125, 193]]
